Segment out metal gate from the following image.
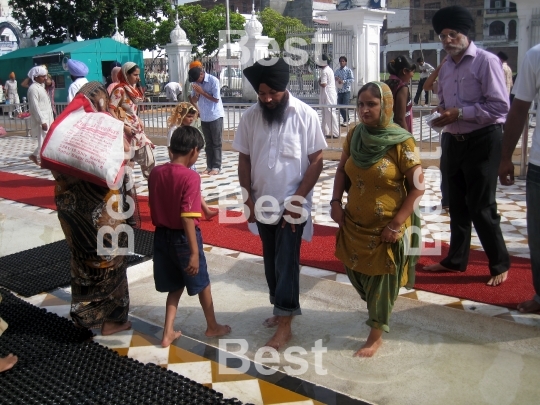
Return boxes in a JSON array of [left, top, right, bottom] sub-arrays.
[[201, 55, 243, 98], [286, 22, 354, 100]]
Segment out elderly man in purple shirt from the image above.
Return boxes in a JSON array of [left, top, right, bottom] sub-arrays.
[[424, 6, 510, 286]]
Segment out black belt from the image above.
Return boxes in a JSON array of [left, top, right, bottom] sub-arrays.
[[449, 124, 501, 142]]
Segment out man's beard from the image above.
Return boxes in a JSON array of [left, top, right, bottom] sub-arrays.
[[444, 36, 469, 56], [259, 91, 289, 126]]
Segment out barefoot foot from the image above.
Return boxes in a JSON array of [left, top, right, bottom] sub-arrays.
[[101, 321, 132, 336], [264, 332, 292, 351], [422, 263, 461, 273], [353, 328, 383, 358], [28, 154, 39, 166], [0, 354, 17, 373], [162, 330, 182, 347], [486, 271, 508, 287], [353, 339, 383, 358], [205, 324, 231, 337], [517, 300, 540, 313], [263, 316, 293, 351], [262, 316, 279, 328]]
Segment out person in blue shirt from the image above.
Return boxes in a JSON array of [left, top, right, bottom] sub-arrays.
[[334, 56, 354, 126], [188, 67, 225, 175]]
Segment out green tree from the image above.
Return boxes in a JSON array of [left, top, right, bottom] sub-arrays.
[[154, 4, 208, 55], [135, 4, 245, 56], [8, 0, 171, 45], [9, 0, 245, 57], [199, 5, 246, 56], [123, 19, 157, 52], [258, 8, 312, 51]]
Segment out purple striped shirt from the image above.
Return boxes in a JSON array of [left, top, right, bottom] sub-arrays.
[[437, 41, 509, 134]]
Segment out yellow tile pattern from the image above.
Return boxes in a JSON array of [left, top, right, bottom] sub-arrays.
[[29, 292, 324, 405]]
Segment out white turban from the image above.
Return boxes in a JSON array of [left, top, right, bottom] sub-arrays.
[[28, 66, 48, 80]]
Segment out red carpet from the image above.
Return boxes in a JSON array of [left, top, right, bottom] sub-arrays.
[[0, 171, 535, 309]]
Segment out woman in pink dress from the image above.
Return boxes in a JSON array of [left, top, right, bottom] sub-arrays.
[[385, 55, 416, 133]]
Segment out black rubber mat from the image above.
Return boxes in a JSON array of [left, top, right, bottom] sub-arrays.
[[133, 227, 154, 257], [0, 229, 155, 297], [0, 240, 70, 274], [0, 288, 244, 405]]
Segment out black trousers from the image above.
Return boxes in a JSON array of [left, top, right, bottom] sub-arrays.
[[440, 125, 510, 276], [414, 77, 428, 105], [440, 132, 450, 207]]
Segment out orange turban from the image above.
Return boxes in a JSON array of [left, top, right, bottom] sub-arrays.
[[189, 61, 203, 69]]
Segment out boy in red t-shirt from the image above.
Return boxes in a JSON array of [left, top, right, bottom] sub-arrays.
[[149, 126, 231, 347]]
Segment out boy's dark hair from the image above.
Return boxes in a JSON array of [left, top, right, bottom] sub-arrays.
[[417, 57, 424, 63], [497, 51, 508, 61], [169, 126, 204, 155], [339, 56, 347, 62]]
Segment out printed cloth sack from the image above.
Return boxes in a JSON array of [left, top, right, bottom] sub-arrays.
[[41, 93, 125, 188]]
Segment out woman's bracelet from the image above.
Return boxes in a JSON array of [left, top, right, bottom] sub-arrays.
[[386, 224, 401, 233], [330, 199, 342, 206]]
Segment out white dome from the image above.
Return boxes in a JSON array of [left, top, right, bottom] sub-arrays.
[[111, 17, 126, 44], [112, 29, 125, 44], [170, 21, 189, 45], [245, 7, 263, 38]]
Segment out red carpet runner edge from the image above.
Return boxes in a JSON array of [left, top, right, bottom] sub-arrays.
[[0, 171, 534, 309]]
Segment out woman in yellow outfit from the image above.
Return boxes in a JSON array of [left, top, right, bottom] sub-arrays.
[[330, 81, 424, 358]]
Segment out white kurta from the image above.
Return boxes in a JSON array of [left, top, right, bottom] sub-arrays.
[[4, 80, 20, 116], [318, 65, 340, 138], [4, 80, 19, 103], [164, 82, 182, 101], [232, 94, 327, 241], [28, 82, 54, 158], [67, 78, 89, 102]]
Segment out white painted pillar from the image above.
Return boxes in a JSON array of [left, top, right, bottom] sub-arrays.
[[383, 51, 387, 80], [164, 19, 193, 85], [513, 0, 539, 69], [323, 8, 393, 93]]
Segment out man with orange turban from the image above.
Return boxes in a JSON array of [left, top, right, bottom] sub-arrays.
[[181, 60, 203, 102], [4, 72, 20, 119]]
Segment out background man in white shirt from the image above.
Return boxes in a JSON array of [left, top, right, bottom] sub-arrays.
[[164, 81, 182, 102], [317, 54, 340, 139], [67, 59, 89, 103], [27, 66, 54, 166], [499, 43, 540, 313], [233, 58, 327, 350], [413, 57, 434, 106]]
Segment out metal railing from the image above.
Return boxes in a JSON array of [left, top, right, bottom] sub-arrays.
[[0, 103, 30, 135], [4, 101, 535, 175]]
